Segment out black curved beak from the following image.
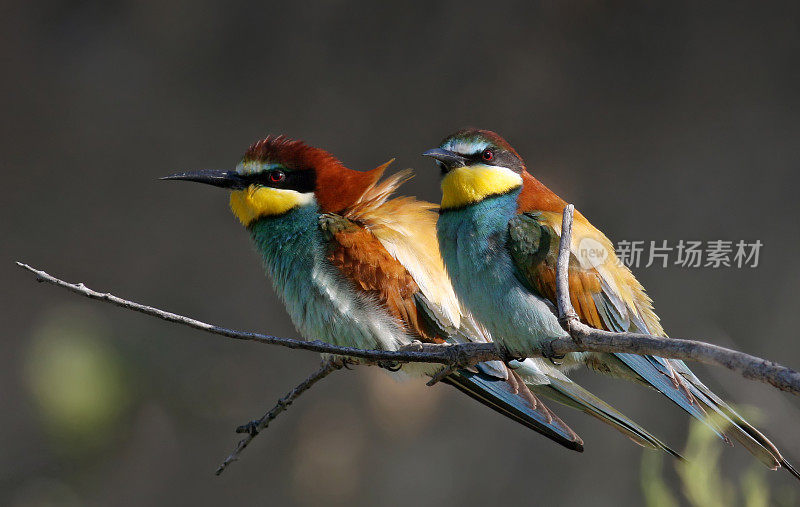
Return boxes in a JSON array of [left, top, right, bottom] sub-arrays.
[[422, 148, 467, 173], [160, 169, 248, 190]]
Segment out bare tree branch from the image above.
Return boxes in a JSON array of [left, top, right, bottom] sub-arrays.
[[16, 204, 800, 471], [215, 358, 344, 476], [15, 213, 800, 399]]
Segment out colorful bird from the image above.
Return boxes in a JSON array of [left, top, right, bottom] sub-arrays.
[[426, 128, 798, 479], [162, 136, 679, 456]]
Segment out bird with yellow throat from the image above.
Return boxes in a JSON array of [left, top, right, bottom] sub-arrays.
[[426, 128, 798, 479], [163, 135, 684, 456]]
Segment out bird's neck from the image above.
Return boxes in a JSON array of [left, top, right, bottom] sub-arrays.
[[438, 189, 521, 239]]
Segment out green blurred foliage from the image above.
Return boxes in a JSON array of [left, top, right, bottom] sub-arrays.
[[24, 305, 132, 456], [641, 451, 679, 507], [641, 409, 796, 507]]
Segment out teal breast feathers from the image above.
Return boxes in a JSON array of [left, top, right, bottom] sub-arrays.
[[248, 204, 409, 351]]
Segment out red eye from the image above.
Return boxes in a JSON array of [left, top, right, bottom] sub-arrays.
[[269, 170, 285, 183], [482, 149, 494, 161]]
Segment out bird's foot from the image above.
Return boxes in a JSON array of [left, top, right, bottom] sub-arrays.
[[406, 339, 425, 352], [498, 350, 529, 369], [336, 357, 354, 370], [542, 341, 566, 366], [378, 360, 402, 372]]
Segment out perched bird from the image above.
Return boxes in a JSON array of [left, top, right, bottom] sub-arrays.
[[426, 128, 798, 479], [163, 136, 679, 456]]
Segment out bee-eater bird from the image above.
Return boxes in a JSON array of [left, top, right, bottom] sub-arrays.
[[425, 128, 798, 478], [163, 136, 682, 456]]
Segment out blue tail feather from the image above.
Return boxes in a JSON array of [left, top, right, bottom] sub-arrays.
[[613, 353, 724, 437], [443, 368, 584, 451]]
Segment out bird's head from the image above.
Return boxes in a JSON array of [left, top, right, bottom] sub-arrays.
[[423, 128, 525, 210], [163, 136, 382, 227]]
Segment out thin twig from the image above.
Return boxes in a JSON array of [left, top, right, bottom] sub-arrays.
[[215, 358, 344, 476], [556, 203, 579, 327], [15, 256, 800, 395]]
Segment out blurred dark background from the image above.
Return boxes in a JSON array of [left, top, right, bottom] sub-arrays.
[[4, 1, 800, 505]]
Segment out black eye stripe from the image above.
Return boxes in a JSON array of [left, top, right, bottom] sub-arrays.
[[466, 151, 494, 164], [461, 149, 523, 173], [240, 168, 316, 193]]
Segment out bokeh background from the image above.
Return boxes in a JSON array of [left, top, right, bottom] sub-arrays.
[[4, 1, 800, 505]]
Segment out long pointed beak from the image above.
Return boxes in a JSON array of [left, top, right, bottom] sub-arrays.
[[422, 148, 467, 173], [160, 169, 248, 190]]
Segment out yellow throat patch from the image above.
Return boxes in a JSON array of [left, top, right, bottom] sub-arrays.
[[440, 164, 523, 210], [229, 186, 315, 226]]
